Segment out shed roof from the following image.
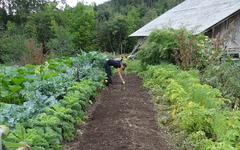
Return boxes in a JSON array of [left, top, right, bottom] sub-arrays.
[[130, 0, 240, 37]]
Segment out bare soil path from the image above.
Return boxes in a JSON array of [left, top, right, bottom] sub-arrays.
[[65, 75, 169, 150]]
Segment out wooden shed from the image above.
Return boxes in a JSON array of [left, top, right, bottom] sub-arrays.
[[129, 0, 240, 59]]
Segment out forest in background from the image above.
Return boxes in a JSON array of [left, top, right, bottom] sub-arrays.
[[0, 0, 183, 64]]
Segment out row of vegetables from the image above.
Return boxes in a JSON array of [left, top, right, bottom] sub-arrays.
[[133, 63, 240, 150], [0, 52, 108, 149]]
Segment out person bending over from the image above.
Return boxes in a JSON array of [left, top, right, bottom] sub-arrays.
[[104, 59, 127, 85]]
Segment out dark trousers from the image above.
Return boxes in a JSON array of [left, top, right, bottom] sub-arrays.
[[104, 62, 112, 85]]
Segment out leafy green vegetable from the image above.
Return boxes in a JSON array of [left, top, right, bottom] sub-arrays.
[[135, 63, 240, 149], [2, 52, 107, 150]]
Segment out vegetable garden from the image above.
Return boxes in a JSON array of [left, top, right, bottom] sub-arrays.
[[1, 29, 240, 150], [2, 0, 239, 149], [0, 52, 108, 149], [126, 29, 240, 150], [137, 64, 240, 149]]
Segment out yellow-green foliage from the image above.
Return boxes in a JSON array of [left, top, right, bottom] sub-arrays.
[[125, 60, 145, 74], [139, 64, 240, 149]]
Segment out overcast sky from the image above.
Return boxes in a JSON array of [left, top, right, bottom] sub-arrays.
[[65, 0, 110, 7]]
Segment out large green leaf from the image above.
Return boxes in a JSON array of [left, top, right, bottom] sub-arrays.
[[8, 85, 22, 93], [11, 77, 25, 85]]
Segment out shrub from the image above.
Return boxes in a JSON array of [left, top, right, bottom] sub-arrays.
[[137, 29, 219, 70], [137, 29, 178, 65], [0, 34, 28, 64], [202, 61, 240, 109], [0, 22, 43, 65], [125, 60, 145, 74]]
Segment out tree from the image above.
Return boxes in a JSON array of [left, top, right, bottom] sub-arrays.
[[0, 22, 28, 64], [127, 7, 140, 33], [46, 22, 74, 55], [65, 3, 97, 51], [0, 8, 7, 30], [27, 2, 65, 53], [141, 9, 158, 25], [0, 0, 50, 24], [99, 15, 128, 53], [95, 0, 184, 54]]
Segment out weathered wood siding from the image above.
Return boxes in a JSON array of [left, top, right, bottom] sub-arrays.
[[231, 12, 240, 48], [205, 10, 240, 50]]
